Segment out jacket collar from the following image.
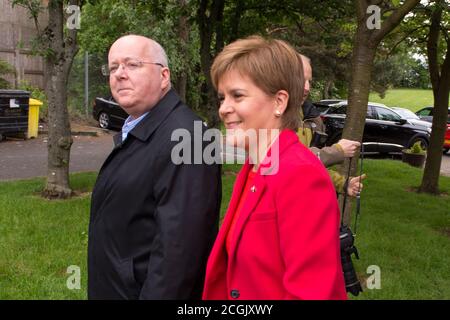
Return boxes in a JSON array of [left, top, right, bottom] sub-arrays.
[[113, 88, 181, 147]]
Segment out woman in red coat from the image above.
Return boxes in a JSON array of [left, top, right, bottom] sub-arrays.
[[202, 36, 347, 300]]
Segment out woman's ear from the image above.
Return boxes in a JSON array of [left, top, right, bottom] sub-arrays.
[[274, 90, 289, 115]]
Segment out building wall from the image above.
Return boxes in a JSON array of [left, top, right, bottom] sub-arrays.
[[0, 0, 48, 89]]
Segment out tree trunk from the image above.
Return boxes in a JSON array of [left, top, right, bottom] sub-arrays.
[[340, 0, 421, 225], [230, 0, 243, 42], [197, 0, 223, 128], [42, 0, 79, 199], [174, 0, 189, 103], [44, 65, 73, 198], [323, 79, 334, 100], [419, 1, 450, 194], [340, 24, 376, 226]]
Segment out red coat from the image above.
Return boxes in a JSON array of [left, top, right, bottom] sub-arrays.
[[203, 129, 347, 300]]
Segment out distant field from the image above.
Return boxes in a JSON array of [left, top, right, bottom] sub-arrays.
[[369, 88, 438, 112]]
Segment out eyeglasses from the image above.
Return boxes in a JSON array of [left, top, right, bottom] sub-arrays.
[[102, 59, 164, 76]]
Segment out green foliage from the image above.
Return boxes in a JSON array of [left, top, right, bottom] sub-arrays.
[[10, 0, 43, 19], [17, 80, 48, 121], [67, 52, 110, 117], [404, 141, 427, 155], [372, 49, 431, 96], [0, 59, 16, 89], [71, 0, 437, 120], [369, 88, 436, 111]]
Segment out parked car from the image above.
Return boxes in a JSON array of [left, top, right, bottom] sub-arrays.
[[391, 107, 433, 129], [92, 96, 127, 130], [312, 99, 345, 114], [415, 106, 450, 124], [414, 106, 450, 153], [321, 101, 431, 154]]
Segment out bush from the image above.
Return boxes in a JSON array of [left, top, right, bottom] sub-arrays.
[[18, 81, 48, 122], [0, 59, 15, 89], [403, 141, 426, 155]]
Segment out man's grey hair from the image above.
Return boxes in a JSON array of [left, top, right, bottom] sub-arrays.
[[149, 39, 169, 67]]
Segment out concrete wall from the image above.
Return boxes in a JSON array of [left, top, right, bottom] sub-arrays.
[[0, 0, 48, 89]]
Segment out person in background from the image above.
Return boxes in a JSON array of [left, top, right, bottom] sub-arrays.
[[299, 54, 365, 197]]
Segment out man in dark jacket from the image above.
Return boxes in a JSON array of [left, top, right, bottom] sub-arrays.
[[88, 35, 221, 299]]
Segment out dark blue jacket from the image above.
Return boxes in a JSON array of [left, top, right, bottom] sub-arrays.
[[88, 89, 221, 299]]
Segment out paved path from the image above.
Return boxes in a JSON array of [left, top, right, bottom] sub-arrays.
[[0, 130, 449, 181], [0, 131, 114, 181], [440, 153, 450, 177]]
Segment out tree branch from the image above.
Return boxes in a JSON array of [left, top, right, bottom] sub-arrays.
[[356, 0, 369, 21], [372, 0, 421, 45], [384, 24, 428, 59], [11, 0, 43, 36]]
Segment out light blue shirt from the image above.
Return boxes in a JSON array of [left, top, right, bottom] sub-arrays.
[[121, 112, 149, 142]]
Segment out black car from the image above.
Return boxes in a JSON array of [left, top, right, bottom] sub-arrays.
[[322, 101, 431, 154], [312, 99, 345, 114], [92, 96, 127, 130], [415, 106, 450, 124]]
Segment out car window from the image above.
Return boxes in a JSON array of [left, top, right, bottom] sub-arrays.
[[328, 104, 376, 119], [393, 108, 419, 120], [333, 105, 347, 114], [375, 107, 401, 121], [366, 106, 376, 119], [417, 108, 432, 116], [312, 103, 331, 114]]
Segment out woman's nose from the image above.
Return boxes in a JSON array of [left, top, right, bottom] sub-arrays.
[[219, 99, 233, 118]]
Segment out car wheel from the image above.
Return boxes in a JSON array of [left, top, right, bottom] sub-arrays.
[[98, 112, 111, 129], [409, 137, 428, 151], [444, 148, 449, 154]]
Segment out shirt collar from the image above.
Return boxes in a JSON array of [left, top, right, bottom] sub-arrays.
[[113, 89, 181, 147]]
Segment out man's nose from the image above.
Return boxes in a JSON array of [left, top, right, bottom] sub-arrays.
[[304, 82, 310, 96], [114, 64, 128, 79]]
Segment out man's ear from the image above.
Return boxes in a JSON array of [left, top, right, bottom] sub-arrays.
[[275, 90, 289, 114], [161, 67, 171, 90]]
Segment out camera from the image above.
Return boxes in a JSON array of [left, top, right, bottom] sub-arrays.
[[310, 130, 328, 148], [340, 225, 363, 296]]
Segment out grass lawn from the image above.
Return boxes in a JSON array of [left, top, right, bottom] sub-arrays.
[[0, 160, 449, 299], [368, 88, 446, 112]]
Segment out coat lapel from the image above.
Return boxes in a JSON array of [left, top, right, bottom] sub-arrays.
[[227, 173, 267, 263], [227, 129, 299, 267], [203, 161, 252, 291]]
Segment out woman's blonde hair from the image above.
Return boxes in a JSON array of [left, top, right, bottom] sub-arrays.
[[211, 35, 305, 130]]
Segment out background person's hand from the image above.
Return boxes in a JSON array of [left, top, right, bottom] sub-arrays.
[[337, 139, 361, 158], [347, 174, 366, 197]]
